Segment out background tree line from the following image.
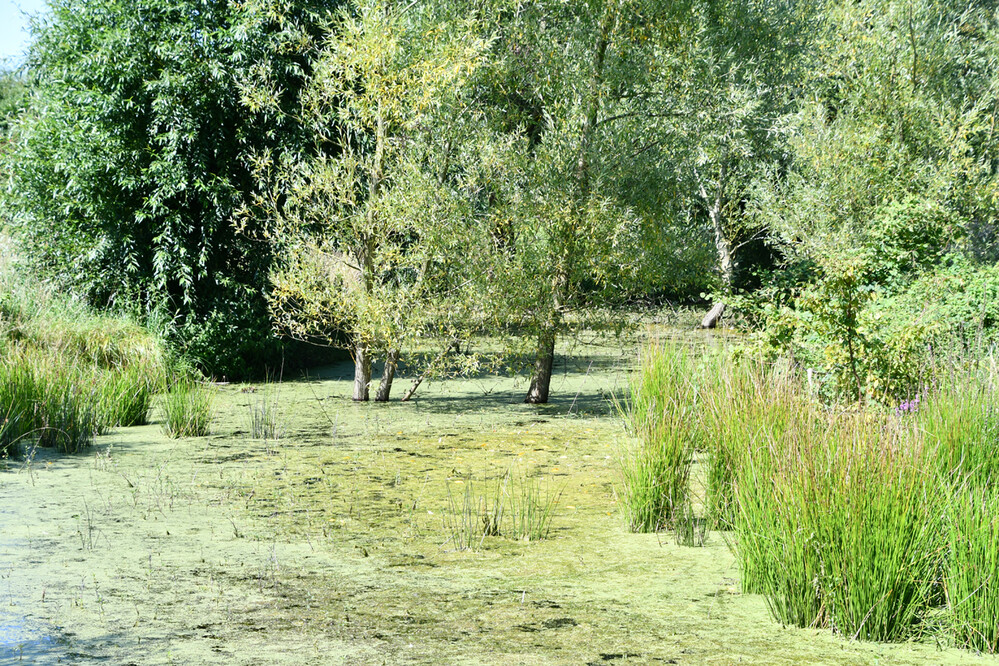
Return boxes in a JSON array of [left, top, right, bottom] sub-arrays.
[[2, 0, 999, 403]]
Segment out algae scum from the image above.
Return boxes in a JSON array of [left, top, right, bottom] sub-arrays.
[[0, 344, 993, 664]]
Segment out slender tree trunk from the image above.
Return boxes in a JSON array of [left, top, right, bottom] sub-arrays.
[[525, 2, 618, 404], [375, 348, 399, 402], [699, 164, 734, 329], [351, 101, 386, 400], [353, 341, 371, 401], [526, 328, 557, 404]]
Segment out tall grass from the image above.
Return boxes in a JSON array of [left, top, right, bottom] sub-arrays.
[[0, 349, 99, 454], [919, 374, 999, 486], [700, 355, 802, 531], [732, 393, 944, 639], [95, 363, 157, 432], [619, 339, 699, 533], [947, 486, 999, 653], [625, 339, 999, 645], [162, 378, 214, 438], [0, 274, 168, 456]]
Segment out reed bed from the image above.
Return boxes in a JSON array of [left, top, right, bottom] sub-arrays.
[[626, 339, 999, 649]]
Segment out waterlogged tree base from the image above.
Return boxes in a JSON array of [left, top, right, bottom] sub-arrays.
[[0, 340, 987, 664]]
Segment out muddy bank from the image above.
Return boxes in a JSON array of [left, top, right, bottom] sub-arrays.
[[0, 346, 993, 664]]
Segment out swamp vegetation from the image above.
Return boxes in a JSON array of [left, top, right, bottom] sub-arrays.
[[4, 0, 999, 662], [3, 334, 997, 664]]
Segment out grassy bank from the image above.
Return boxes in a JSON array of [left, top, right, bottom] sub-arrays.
[[0, 276, 169, 457]]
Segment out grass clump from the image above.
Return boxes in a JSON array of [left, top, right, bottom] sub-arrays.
[[0, 273, 168, 456], [619, 339, 698, 533], [247, 380, 284, 442], [505, 471, 563, 542], [162, 378, 214, 438], [0, 348, 100, 454], [95, 363, 158, 432], [627, 339, 967, 643], [812, 419, 944, 641], [443, 468, 562, 550], [947, 485, 999, 653]]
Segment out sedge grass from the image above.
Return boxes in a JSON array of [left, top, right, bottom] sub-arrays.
[[946, 485, 999, 653], [814, 416, 945, 641], [162, 378, 214, 438], [619, 339, 698, 533], [443, 468, 562, 550]]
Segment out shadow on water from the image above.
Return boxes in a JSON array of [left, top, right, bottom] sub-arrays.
[[0, 617, 65, 663], [0, 611, 123, 663], [291, 348, 628, 414]]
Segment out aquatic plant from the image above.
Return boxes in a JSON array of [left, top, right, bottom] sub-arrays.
[[947, 485, 999, 653], [443, 468, 562, 550], [505, 470, 563, 542], [247, 378, 284, 442], [95, 362, 157, 432], [619, 339, 698, 532], [162, 378, 214, 438], [443, 475, 503, 551]]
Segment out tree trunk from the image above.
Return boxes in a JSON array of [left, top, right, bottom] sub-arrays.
[[524, 2, 616, 405], [700, 302, 726, 329], [350, 101, 384, 400], [526, 328, 556, 405], [698, 164, 734, 329], [353, 341, 371, 401], [375, 349, 399, 402]]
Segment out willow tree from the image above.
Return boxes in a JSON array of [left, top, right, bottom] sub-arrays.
[[264, 0, 489, 401], [612, 0, 815, 328], [470, 0, 697, 403], [760, 0, 999, 273]]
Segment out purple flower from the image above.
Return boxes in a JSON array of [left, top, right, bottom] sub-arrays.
[[895, 394, 921, 416]]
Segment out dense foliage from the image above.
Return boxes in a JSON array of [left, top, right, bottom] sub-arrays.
[[2, 0, 337, 378], [3, 0, 999, 401]]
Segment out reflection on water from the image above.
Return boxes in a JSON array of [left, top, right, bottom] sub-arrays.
[[0, 613, 58, 660]]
